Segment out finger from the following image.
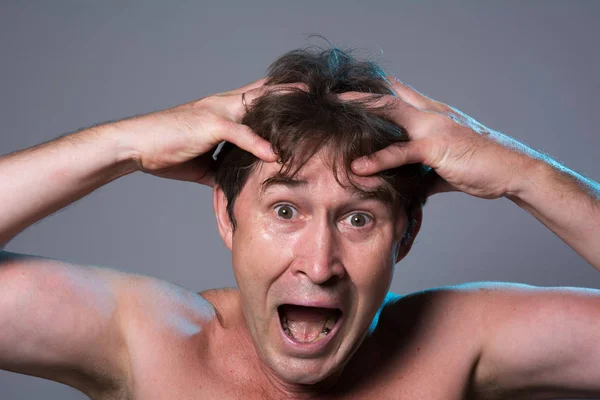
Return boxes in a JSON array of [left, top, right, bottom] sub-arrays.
[[224, 78, 268, 95], [337, 91, 392, 104], [337, 92, 423, 133], [150, 155, 216, 187], [245, 82, 308, 102], [220, 123, 277, 162], [387, 76, 448, 113], [229, 82, 309, 120], [351, 140, 428, 175], [179, 157, 216, 187]]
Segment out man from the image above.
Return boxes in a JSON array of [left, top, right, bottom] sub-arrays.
[[0, 46, 599, 399]]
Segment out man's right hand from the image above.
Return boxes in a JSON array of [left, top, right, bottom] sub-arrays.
[[112, 78, 279, 186], [0, 78, 298, 247]]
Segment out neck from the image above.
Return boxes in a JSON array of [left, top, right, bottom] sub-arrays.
[[257, 354, 346, 399]]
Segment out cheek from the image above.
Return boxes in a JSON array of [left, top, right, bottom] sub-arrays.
[[344, 237, 395, 293], [231, 217, 297, 285]]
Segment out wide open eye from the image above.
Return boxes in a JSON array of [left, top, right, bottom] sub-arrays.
[[346, 213, 372, 227], [274, 204, 297, 220]]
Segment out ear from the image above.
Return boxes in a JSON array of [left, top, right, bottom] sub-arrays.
[[394, 207, 423, 263], [213, 184, 234, 251]]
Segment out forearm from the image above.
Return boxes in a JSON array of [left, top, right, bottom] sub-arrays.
[[507, 157, 600, 269], [0, 125, 138, 247]]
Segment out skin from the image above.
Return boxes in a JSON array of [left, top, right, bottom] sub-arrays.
[[348, 77, 600, 266], [213, 150, 413, 389], [1, 77, 600, 399]]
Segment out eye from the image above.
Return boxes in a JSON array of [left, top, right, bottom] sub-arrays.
[[346, 213, 372, 227], [274, 204, 297, 220]]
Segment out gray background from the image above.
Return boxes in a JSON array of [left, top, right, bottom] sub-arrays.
[[1, 1, 599, 399]]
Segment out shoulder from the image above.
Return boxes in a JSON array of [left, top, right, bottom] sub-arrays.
[[121, 280, 242, 335], [380, 282, 481, 324], [383, 281, 536, 317], [118, 275, 223, 339], [365, 283, 531, 392], [375, 282, 536, 357], [197, 287, 242, 328]]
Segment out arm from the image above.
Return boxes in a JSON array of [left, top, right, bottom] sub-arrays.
[[506, 159, 600, 270], [465, 281, 600, 399], [342, 78, 600, 397], [0, 127, 136, 248], [0, 79, 277, 394], [0, 126, 137, 396], [0, 252, 133, 397]]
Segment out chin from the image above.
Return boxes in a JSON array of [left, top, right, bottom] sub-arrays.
[[266, 354, 343, 386]]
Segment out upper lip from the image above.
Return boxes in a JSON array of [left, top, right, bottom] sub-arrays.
[[277, 299, 344, 313]]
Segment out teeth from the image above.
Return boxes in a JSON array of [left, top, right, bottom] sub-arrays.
[[280, 315, 336, 341], [321, 316, 331, 334], [281, 316, 292, 337], [323, 315, 337, 332]]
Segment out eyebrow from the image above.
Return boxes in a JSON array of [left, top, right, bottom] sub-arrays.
[[259, 176, 308, 198], [355, 185, 395, 206], [258, 174, 396, 207]]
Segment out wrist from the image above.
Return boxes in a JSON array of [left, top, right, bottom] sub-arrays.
[[84, 123, 141, 175], [504, 153, 550, 202]]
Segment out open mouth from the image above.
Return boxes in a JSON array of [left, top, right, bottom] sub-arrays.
[[278, 304, 342, 344]]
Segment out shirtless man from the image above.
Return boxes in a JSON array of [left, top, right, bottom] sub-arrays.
[[1, 47, 599, 400]]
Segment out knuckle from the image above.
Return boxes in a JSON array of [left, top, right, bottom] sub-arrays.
[[227, 123, 255, 144], [246, 87, 262, 99], [435, 102, 453, 114], [219, 120, 239, 137], [390, 141, 408, 154], [381, 144, 405, 162], [212, 118, 228, 133], [428, 112, 453, 129], [193, 95, 214, 108], [235, 123, 252, 136]]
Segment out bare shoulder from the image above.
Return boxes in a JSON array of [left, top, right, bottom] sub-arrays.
[[121, 281, 241, 341], [379, 281, 546, 340], [352, 282, 552, 398], [381, 283, 484, 327], [120, 275, 220, 335], [198, 287, 239, 305], [365, 283, 493, 359], [197, 287, 241, 328], [384, 281, 539, 321]]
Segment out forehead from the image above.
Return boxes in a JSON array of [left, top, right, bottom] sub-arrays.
[[245, 151, 394, 203]]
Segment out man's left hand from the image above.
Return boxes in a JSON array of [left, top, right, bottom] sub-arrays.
[[345, 77, 540, 200]]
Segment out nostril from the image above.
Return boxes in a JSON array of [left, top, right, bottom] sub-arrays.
[[303, 262, 345, 285]]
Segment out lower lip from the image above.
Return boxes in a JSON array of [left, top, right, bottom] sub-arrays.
[[277, 313, 343, 355]]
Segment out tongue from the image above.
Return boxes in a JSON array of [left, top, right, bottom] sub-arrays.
[[280, 305, 336, 343]]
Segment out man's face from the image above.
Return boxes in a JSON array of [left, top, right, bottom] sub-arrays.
[[216, 149, 410, 386]]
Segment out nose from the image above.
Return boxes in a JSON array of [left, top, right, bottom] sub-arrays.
[[292, 216, 346, 285]]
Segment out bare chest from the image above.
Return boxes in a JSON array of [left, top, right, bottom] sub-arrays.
[[115, 289, 480, 400], [121, 329, 476, 400]]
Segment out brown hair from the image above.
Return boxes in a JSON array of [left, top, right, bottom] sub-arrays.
[[213, 46, 429, 243]]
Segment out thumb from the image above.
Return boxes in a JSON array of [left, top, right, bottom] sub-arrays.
[[148, 153, 216, 186]]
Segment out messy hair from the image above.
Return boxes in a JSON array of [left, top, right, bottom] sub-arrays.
[[213, 45, 429, 244]]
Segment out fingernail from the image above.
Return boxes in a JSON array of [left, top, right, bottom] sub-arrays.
[[352, 159, 366, 172], [268, 148, 278, 162]]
